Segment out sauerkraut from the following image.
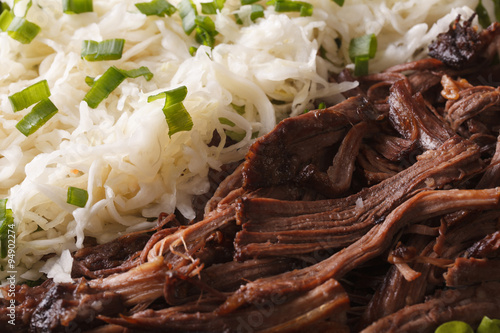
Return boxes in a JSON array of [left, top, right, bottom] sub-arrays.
[[0, 0, 484, 283]]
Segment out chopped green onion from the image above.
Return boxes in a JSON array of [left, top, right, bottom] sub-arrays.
[[194, 15, 218, 47], [195, 15, 216, 34], [84, 66, 125, 108], [476, 0, 491, 28], [0, 199, 13, 237], [81, 39, 125, 61], [318, 102, 326, 109], [85, 76, 95, 87], [135, 0, 176, 17], [201, 0, 225, 14], [148, 85, 188, 105], [231, 103, 245, 115], [219, 117, 235, 126], [236, 4, 263, 23], [0, 8, 13, 31], [349, 33, 377, 76], [349, 33, 377, 61], [9, 80, 51, 112], [121, 66, 154, 81], [435, 321, 474, 333], [494, 0, 500, 23], [1, 1, 10, 12], [194, 16, 218, 47], [15, 98, 58, 136], [148, 86, 193, 137], [195, 25, 215, 47], [249, 4, 264, 21], [272, 0, 313, 17], [163, 102, 193, 137], [332, 0, 344, 6], [62, 0, 93, 14], [477, 316, 500, 333], [6, 16, 40, 44], [353, 55, 369, 76], [13, 0, 33, 17], [0, 198, 14, 259], [201, 2, 215, 14], [67, 186, 89, 208], [241, 0, 259, 4], [189, 46, 198, 56], [83, 66, 153, 108], [178, 0, 197, 35], [225, 130, 245, 142]]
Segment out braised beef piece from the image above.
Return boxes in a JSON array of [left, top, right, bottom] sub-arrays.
[[361, 282, 500, 333], [445, 257, 500, 286], [220, 187, 500, 315], [71, 232, 150, 279], [428, 15, 485, 69], [467, 230, 500, 258], [100, 278, 349, 332], [242, 95, 379, 190], [30, 281, 124, 333]]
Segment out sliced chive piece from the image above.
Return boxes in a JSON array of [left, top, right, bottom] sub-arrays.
[[231, 103, 245, 115], [0, 199, 13, 237], [189, 46, 198, 56], [1, 1, 10, 12], [148, 86, 193, 137], [201, 0, 225, 14], [353, 55, 369, 76], [201, 2, 217, 14], [241, 0, 259, 4], [148, 85, 188, 105], [81, 39, 125, 61], [250, 4, 264, 21], [6, 16, 40, 44], [9, 80, 51, 112], [476, 0, 491, 28], [349, 33, 377, 76], [83, 66, 126, 108], [85, 76, 95, 87], [235, 4, 264, 24], [434, 321, 474, 333], [67, 186, 89, 208], [15, 98, 58, 136], [225, 130, 245, 142], [273, 0, 313, 17], [332, 0, 344, 6], [135, 0, 176, 17], [0, 9, 13, 31], [219, 117, 236, 126], [83, 66, 153, 108], [62, 0, 93, 14], [121, 66, 153, 81], [477, 316, 500, 333], [178, 0, 197, 35], [195, 24, 216, 47], [14, 0, 33, 17], [194, 16, 217, 47], [163, 102, 193, 137], [349, 33, 377, 61], [0, 198, 14, 259], [494, 0, 500, 22]]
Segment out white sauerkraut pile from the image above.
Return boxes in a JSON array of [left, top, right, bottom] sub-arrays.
[[0, 0, 482, 283]]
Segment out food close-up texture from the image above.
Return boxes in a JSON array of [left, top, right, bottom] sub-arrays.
[[1, 0, 500, 332]]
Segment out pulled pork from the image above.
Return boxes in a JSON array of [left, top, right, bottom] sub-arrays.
[[4, 14, 500, 333]]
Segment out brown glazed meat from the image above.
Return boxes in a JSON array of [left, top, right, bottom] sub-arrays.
[[3, 14, 500, 333]]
